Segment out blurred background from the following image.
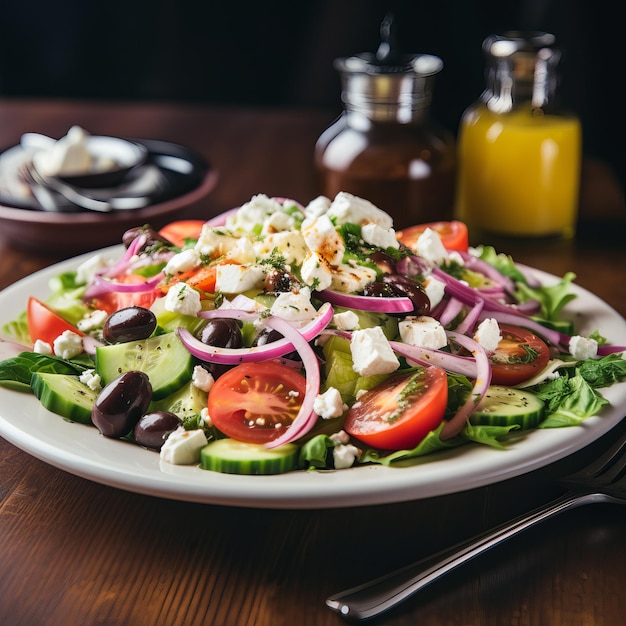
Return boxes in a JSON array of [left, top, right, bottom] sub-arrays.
[[1, 0, 623, 192]]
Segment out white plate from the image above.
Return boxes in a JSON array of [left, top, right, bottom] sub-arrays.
[[1, 248, 625, 509]]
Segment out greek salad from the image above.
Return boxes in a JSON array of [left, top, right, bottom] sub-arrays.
[[1, 192, 625, 476]]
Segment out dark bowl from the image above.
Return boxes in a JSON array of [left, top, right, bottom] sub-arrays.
[[33, 136, 148, 189]]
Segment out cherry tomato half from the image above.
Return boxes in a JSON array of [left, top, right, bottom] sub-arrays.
[[27, 297, 83, 347], [489, 325, 551, 386], [344, 366, 448, 450], [396, 221, 469, 252], [207, 361, 307, 444], [158, 220, 206, 248]]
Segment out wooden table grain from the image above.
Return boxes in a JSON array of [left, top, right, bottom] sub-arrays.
[[0, 99, 625, 626]]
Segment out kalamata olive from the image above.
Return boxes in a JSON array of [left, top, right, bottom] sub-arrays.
[[92, 371, 152, 438], [122, 225, 173, 250], [103, 306, 157, 343], [252, 328, 300, 361], [369, 251, 397, 275], [133, 411, 182, 450], [264, 268, 301, 293], [382, 274, 431, 315], [198, 318, 242, 348]]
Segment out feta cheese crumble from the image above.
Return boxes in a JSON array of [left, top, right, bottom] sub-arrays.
[[569, 335, 599, 360], [313, 387, 347, 419], [160, 427, 208, 465], [473, 318, 503, 352], [164, 282, 202, 316], [399, 316, 447, 350], [53, 330, 83, 359], [350, 326, 400, 376]]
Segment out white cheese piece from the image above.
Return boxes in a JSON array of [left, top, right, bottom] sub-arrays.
[[304, 195, 331, 219], [262, 210, 295, 234], [195, 227, 240, 257], [360, 223, 400, 250], [76, 309, 108, 332], [415, 228, 449, 265], [569, 335, 599, 360], [160, 427, 208, 465], [300, 252, 333, 291], [313, 387, 347, 419], [350, 326, 400, 376], [473, 318, 503, 352], [192, 365, 215, 393], [225, 237, 256, 265], [215, 263, 266, 294], [164, 282, 202, 316], [329, 430, 350, 445], [33, 340, 52, 355], [269, 287, 317, 323], [253, 230, 308, 266], [333, 443, 361, 470], [35, 125, 92, 176], [399, 316, 447, 350], [75, 253, 109, 285], [53, 330, 83, 359], [332, 310, 360, 331], [164, 248, 201, 275], [327, 191, 393, 228], [79, 368, 102, 392], [301, 214, 345, 266], [330, 263, 377, 293], [225, 194, 283, 232], [422, 275, 446, 308]]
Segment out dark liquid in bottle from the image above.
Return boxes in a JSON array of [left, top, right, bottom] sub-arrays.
[[315, 120, 456, 230]]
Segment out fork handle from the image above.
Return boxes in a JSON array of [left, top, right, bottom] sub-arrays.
[[326, 492, 608, 620]]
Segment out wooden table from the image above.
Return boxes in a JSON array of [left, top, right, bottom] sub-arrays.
[[1, 99, 625, 626]]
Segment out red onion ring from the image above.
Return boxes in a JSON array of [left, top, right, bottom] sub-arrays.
[[262, 315, 321, 448], [177, 303, 333, 364], [440, 330, 492, 440], [316, 289, 414, 313]]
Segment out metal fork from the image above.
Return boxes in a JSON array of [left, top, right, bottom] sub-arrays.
[[326, 424, 626, 621]]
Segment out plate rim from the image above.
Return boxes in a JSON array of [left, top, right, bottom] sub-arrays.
[[0, 248, 625, 509]]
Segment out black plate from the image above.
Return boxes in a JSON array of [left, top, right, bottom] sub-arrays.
[[0, 138, 209, 213]]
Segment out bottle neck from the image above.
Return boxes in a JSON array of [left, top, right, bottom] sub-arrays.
[[483, 42, 561, 114], [341, 73, 433, 124]]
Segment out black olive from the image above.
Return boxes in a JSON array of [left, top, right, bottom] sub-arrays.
[[382, 274, 431, 315], [92, 371, 152, 438], [198, 318, 243, 349], [264, 268, 301, 293], [369, 250, 397, 274], [103, 306, 157, 344], [133, 411, 182, 450], [122, 225, 173, 250]]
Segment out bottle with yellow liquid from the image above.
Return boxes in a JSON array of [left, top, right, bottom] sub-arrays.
[[455, 31, 581, 239]]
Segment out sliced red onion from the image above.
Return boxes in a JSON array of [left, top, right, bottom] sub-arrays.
[[82, 335, 104, 355], [262, 315, 321, 448], [440, 330, 492, 440], [437, 297, 464, 327], [476, 310, 563, 346], [84, 272, 164, 299], [177, 303, 333, 364], [316, 289, 414, 313], [458, 251, 516, 294], [455, 299, 484, 335]]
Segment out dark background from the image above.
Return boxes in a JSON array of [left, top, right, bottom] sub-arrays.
[[2, 0, 623, 191]]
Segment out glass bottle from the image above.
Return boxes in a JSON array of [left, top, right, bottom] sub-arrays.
[[314, 16, 456, 230], [455, 31, 582, 239]]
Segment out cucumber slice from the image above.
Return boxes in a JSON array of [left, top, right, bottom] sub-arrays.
[[95, 332, 194, 400], [150, 381, 208, 419], [200, 439, 299, 475], [470, 385, 545, 429], [31, 372, 97, 424]]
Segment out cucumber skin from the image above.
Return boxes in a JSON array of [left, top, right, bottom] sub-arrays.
[[95, 333, 194, 400], [470, 385, 545, 430], [31, 372, 97, 424], [200, 439, 299, 475]]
